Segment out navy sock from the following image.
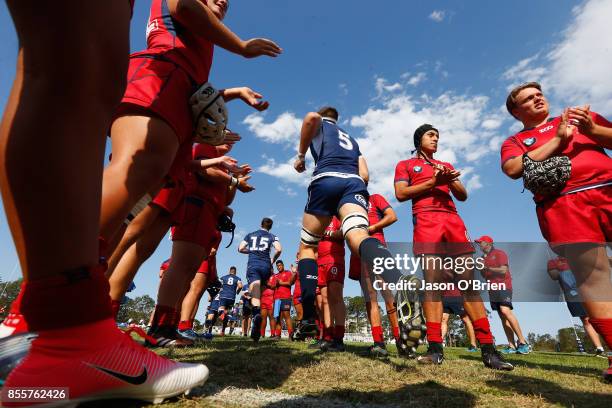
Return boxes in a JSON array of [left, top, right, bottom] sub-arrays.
[[298, 258, 318, 320], [359, 237, 402, 285]]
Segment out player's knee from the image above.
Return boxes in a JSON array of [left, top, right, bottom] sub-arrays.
[[300, 227, 322, 247]]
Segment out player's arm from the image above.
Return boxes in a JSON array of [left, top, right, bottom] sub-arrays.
[[448, 178, 468, 202], [168, 0, 281, 58], [358, 156, 369, 185], [369, 206, 397, 235], [271, 240, 282, 263], [294, 112, 322, 173], [487, 265, 508, 276], [502, 110, 574, 179], [568, 105, 612, 149], [236, 281, 243, 293], [238, 240, 249, 254], [220, 87, 269, 112], [394, 178, 434, 202]]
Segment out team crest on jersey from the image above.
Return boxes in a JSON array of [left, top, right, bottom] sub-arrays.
[[146, 19, 159, 37], [413, 166, 422, 173], [355, 194, 367, 207], [523, 137, 536, 146], [330, 266, 338, 276]]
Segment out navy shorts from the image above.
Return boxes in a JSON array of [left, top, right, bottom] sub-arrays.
[[305, 176, 369, 216], [208, 300, 220, 313], [442, 296, 465, 316], [219, 298, 234, 309], [567, 301, 587, 318], [242, 306, 252, 317], [247, 264, 272, 285], [490, 290, 513, 311]]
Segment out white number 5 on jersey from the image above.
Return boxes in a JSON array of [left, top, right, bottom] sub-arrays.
[[338, 130, 353, 150]]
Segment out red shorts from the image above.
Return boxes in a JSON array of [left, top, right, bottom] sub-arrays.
[[172, 196, 218, 249], [261, 296, 274, 311], [114, 56, 195, 145], [151, 179, 185, 224], [348, 254, 363, 281], [537, 186, 611, 250], [197, 255, 217, 280], [317, 262, 345, 287], [293, 296, 301, 306], [412, 211, 474, 256]]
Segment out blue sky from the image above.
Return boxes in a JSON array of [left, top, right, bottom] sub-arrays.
[[0, 0, 611, 341]]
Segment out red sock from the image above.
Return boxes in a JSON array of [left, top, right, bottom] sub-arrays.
[[334, 325, 345, 341], [111, 299, 121, 320], [372, 326, 384, 343], [392, 325, 400, 341], [473, 318, 494, 345], [590, 318, 612, 349], [177, 320, 193, 331], [9, 283, 25, 314], [324, 327, 333, 341], [288, 328, 293, 336], [260, 327, 266, 336], [151, 305, 178, 328], [426, 321, 443, 343], [276, 328, 282, 337], [20, 266, 112, 331]]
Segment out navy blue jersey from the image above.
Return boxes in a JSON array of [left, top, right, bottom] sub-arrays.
[[241, 229, 279, 269], [219, 274, 242, 300], [208, 293, 220, 312], [241, 294, 252, 308], [311, 118, 362, 178]]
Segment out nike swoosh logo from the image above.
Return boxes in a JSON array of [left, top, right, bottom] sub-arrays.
[[90, 364, 148, 385]]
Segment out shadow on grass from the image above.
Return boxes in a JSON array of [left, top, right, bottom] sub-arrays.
[[459, 353, 602, 377], [485, 373, 612, 408], [262, 381, 477, 408]]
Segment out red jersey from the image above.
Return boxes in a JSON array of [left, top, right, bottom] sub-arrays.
[[482, 248, 512, 291], [274, 270, 293, 299], [394, 157, 458, 214], [318, 217, 345, 264], [500, 113, 612, 201], [547, 257, 570, 272], [292, 273, 301, 298], [187, 143, 228, 213], [261, 275, 275, 305], [138, 0, 215, 84], [368, 194, 392, 244], [168, 142, 193, 183]]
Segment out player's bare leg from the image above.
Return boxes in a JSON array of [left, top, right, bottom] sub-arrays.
[[150, 241, 207, 346], [108, 212, 171, 317], [178, 272, 208, 340], [581, 317, 604, 352], [319, 286, 332, 347], [0, 1, 208, 403], [106, 204, 164, 278], [462, 315, 478, 349], [326, 280, 346, 351], [100, 114, 179, 246]]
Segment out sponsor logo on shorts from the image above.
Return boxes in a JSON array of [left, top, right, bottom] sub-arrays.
[[413, 166, 422, 173], [523, 137, 536, 146], [355, 194, 367, 207], [146, 19, 159, 37]]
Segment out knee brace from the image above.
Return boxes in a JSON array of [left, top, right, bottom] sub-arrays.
[[300, 227, 322, 246], [341, 212, 369, 237]]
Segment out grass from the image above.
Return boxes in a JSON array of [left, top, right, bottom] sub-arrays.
[[82, 336, 611, 408]]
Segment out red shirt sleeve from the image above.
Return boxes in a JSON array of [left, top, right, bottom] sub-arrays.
[[193, 143, 217, 160], [547, 259, 557, 271], [373, 194, 391, 212], [496, 250, 509, 266], [500, 136, 525, 166], [394, 161, 411, 184], [593, 112, 612, 128]]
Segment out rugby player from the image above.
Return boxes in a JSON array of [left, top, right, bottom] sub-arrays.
[[502, 82, 612, 380], [394, 124, 513, 370], [238, 217, 282, 341], [217, 267, 243, 336], [272, 260, 295, 339], [240, 290, 253, 337], [440, 270, 478, 352], [260, 276, 277, 338]]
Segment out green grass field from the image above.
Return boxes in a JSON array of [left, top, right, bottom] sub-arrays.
[[83, 336, 611, 408]]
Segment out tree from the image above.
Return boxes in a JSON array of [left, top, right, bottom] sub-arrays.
[[0, 278, 22, 318], [445, 314, 468, 347], [526, 332, 557, 351], [116, 295, 155, 323], [344, 296, 367, 332]]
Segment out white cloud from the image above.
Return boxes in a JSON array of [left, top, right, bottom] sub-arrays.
[[407, 72, 427, 86], [502, 0, 612, 115], [243, 112, 301, 144], [466, 174, 483, 191], [277, 185, 297, 197], [375, 77, 403, 98], [257, 157, 310, 186], [429, 10, 446, 23], [481, 118, 502, 130]]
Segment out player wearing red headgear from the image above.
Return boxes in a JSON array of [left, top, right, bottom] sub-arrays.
[[395, 124, 512, 370]]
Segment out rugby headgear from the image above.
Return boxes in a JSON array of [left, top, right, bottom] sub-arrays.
[[190, 82, 228, 145], [413, 124, 438, 150]]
